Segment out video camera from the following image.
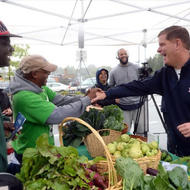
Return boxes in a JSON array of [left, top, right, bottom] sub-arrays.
[[138, 62, 152, 80]]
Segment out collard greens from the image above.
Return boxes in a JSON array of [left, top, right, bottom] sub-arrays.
[[115, 157, 190, 190], [63, 105, 125, 147]]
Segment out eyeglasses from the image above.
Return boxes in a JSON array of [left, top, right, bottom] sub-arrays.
[[38, 69, 51, 75]]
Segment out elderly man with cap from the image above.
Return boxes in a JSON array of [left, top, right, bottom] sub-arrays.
[[0, 21, 21, 173], [8, 54, 97, 174]]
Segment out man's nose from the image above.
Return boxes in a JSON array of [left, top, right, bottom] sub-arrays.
[[157, 47, 161, 53]]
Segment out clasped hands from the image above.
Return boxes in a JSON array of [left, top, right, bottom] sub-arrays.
[[85, 88, 107, 103], [86, 88, 190, 138]]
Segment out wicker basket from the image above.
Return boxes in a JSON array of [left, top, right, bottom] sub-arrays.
[[106, 180, 122, 190], [121, 123, 128, 134], [58, 117, 118, 189], [111, 150, 161, 174], [84, 129, 122, 157], [96, 135, 161, 175], [129, 134, 147, 142]]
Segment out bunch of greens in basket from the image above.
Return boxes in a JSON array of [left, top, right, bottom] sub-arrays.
[[62, 105, 125, 147], [63, 108, 105, 147], [103, 105, 125, 132]]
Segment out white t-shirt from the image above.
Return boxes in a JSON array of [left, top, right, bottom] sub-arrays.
[[175, 69, 181, 80]]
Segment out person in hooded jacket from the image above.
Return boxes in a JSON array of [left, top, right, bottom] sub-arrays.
[[93, 68, 117, 107]]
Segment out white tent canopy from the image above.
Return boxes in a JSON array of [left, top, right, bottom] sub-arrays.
[[1, 0, 190, 68]]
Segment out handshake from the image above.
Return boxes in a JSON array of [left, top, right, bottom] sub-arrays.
[[85, 88, 107, 103]]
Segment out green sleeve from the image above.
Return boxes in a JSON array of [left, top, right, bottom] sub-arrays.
[[13, 91, 55, 124], [43, 86, 56, 102]]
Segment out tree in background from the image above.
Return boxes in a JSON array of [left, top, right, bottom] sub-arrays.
[[147, 54, 164, 74], [7, 44, 29, 80]]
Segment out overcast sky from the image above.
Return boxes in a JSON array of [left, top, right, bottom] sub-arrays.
[[1, 0, 190, 69]]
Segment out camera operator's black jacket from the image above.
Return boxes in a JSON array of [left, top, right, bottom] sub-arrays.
[[105, 59, 190, 156]]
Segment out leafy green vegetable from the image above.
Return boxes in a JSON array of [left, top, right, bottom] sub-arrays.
[[115, 159, 190, 190], [153, 175, 176, 190], [168, 167, 188, 189], [115, 157, 143, 189], [16, 134, 103, 190], [103, 116, 124, 131], [153, 164, 189, 190], [103, 105, 125, 131], [103, 105, 124, 123], [63, 105, 125, 147], [161, 149, 173, 162], [171, 156, 190, 174]]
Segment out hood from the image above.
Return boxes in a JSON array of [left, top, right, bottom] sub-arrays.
[[96, 68, 109, 89], [9, 69, 43, 95]]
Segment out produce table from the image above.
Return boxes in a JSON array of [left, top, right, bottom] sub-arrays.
[[77, 143, 182, 160], [76, 131, 132, 160], [76, 132, 177, 161], [77, 143, 190, 177], [77, 143, 179, 160]]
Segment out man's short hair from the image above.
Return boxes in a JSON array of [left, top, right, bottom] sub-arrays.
[[19, 55, 57, 74], [117, 48, 129, 57], [158, 26, 190, 50]]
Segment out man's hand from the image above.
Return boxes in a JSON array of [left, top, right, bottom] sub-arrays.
[[2, 108, 12, 116], [177, 122, 190, 137], [91, 91, 106, 104], [92, 103, 102, 108], [86, 88, 102, 102], [115, 98, 120, 104], [3, 122, 14, 137]]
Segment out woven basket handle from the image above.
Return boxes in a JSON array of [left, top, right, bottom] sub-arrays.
[[96, 129, 121, 136], [58, 117, 118, 188]]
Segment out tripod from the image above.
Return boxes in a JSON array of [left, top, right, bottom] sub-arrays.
[[133, 94, 167, 137], [133, 62, 167, 137]]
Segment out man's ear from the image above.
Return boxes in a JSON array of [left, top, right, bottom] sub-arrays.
[[175, 38, 183, 49], [31, 71, 38, 79]]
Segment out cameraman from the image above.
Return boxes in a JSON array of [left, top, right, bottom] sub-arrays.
[[109, 48, 145, 135], [93, 26, 190, 157]]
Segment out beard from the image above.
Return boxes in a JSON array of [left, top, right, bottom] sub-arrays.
[[119, 57, 128, 65]]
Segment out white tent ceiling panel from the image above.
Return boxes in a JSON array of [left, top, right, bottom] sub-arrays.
[[1, 0, 190, 66]]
